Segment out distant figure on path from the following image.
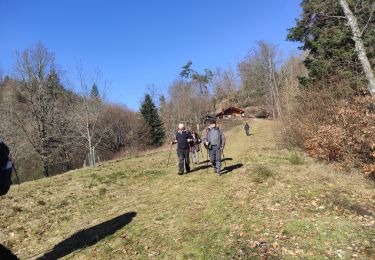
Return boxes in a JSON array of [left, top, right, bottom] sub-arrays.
[[190, 129, 201, 164], [244, 122, 250, 136], [0, 141, 13, 196], [203, 119, 226, 176], [171, 123, 193, 175]]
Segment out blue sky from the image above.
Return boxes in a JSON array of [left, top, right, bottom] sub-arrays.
[[0, 0, 302, 110]]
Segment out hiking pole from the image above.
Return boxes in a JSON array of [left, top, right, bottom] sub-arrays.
[[222, 150, 227, 168], [199, 144, 202, 163], [206, 148, 209, 174], [9, 154, 21, 185], [166, 143, 173, 167], [12, 162, 21, 185]]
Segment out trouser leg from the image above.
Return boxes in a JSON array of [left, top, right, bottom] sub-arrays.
[[192, 150, 199, 163], [215, 147, 222, 173], [208, 148, 215, 168], [177, 149, 185, 173], [184, 150, 190, 172]]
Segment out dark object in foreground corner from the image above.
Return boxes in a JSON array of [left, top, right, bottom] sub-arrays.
[[37, 211, 137, 260], [0, 244, 19, 260]]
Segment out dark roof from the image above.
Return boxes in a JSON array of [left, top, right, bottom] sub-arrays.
[[216, 107, 245, 117]]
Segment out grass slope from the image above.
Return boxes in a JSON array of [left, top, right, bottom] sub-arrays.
[[1, 119, 374, 259]]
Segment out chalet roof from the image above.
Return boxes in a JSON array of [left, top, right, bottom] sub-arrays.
[[216, 106, 245, 117]]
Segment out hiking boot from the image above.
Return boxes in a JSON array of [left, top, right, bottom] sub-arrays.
[[178, 172, 183, 175]]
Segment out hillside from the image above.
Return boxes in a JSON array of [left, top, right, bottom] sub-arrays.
[[1, 119, 374, 259]]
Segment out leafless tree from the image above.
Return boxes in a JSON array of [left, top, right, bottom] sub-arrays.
[[239, 41, 282, 118], [10, 43, 66, 177], [69, 65, 108, 167], [212, 67, 238, 108]]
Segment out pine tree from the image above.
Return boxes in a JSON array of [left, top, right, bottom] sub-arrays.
[[140, 94, 165, 146], [287, 0, 375, 94], [91, 83, 99, 99]]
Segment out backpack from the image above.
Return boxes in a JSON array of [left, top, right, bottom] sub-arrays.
[[0, 142, 10, 169], [0, 142, 12, 196]]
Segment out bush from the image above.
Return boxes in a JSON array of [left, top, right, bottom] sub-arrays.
[[283, 94, 375, 179]]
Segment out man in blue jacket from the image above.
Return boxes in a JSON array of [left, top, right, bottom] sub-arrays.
[[172, 123, 193, 175]]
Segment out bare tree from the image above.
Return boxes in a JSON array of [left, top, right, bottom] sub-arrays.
[[179, 61, 214, 131], [339, 0, 375, 96], [212, 67, 238, 107], [11, 43, 64, 177], [69, 66, 107, 167], [239, 41, 282, 118]]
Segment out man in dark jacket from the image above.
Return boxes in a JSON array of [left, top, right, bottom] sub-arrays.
[[203, 119, 226, 176], [172, 123, 193, 175]]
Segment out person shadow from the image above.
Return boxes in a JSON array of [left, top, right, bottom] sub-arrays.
[[221, 163, 243, 175], [0, 244, 19, 260], [190, 160, 242, 175], [37, 211, 137, 259]]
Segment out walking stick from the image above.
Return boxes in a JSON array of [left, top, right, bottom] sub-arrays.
[[198, 144, 202, 163], [9, 154, 21, 185], [166, 143, 173, 167], [12, 162, 21, 185], [222, 149, 227, 168], [206, 148, 209, 174]]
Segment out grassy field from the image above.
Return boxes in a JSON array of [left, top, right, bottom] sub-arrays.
[[1, 119, 374, 259]]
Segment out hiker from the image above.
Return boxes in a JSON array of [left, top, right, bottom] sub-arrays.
[[203, 119, 226, 176], [0, 141, 13, 196], [171, 123, 193, 175], [190, 129, 201, 164], [244, 122, 250, 136]]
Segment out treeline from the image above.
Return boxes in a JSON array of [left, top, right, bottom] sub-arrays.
[[158, 41, 307, 137], [0, 43, 153, 181]]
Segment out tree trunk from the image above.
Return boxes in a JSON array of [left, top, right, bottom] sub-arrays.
[[340, 0, 375, 96]]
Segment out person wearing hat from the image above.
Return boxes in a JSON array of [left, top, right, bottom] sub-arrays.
[[203, 119, 226, 176], [171, 123, 193, 175]]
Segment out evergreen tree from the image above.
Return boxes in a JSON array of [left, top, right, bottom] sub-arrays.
[[287, 0, 375, 93], [91, 83, 99, 98], [140, 94, 165, 146]]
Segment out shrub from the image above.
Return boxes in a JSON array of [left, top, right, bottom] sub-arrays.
[[283, 94, 375, 179]]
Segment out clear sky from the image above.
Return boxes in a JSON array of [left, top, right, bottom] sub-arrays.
[[0, 0, 302, 110]]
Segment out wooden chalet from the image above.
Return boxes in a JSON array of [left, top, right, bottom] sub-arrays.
[[216, 107, 245, 118]]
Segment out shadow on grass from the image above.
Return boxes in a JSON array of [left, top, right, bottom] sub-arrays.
[[328, 195, 374, 217], [200, 158, 233, 164], [190, 159, 238, 174], [190, 164, 211, 172], [0, 244, 19, 260], [221, 163, 244, 175], [38, 211, 137, 260]]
